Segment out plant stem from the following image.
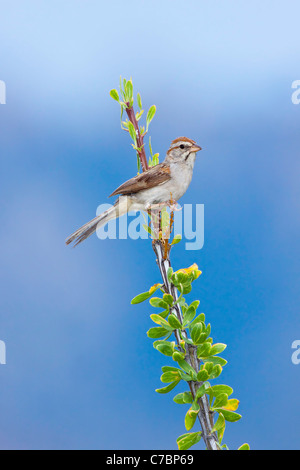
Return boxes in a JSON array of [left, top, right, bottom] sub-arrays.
[[152, 240, 220, 451], [125, 102, 148, 172]]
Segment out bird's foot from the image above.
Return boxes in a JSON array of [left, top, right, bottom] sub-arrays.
[[168, 200, 182, 212], [146, 202, 167, 212], [145, 200, 181, 212]]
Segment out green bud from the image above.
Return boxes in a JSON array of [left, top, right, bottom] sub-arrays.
[[109, 89, 119, 102]]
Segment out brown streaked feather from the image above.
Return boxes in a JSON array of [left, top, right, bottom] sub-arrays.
[[171, 136, 196, 145], [109, 163, 171, 197]]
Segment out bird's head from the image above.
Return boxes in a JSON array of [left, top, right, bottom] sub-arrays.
[[166, 137, 202, 163]]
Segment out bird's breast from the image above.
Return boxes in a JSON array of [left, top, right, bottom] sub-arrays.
[[169, 158, 195, 200]]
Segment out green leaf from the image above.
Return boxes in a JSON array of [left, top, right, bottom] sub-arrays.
[[209, 364, 222, 379], [176, 273, 188, 284], [142, 223, 156, 238], [204, 362, 214, 374], [173, 393, 186, 405], [149, 297, 168, 309], [203, 356, 227, 367], [153, 340, 175, 356], [155, 379, 180, 394], [195, 382, 210, 399], [173, 391, 193, 405], [177, 296, 186, 307], [191, 401, 200, 412], [185, 405, 199, 431], [196, 332, 209, 345], [220, 444, 229, 450], [177, 359, 197, 379], [183, 285, 192, 295], [137, 92, 142, 110], [207, 384, 233, 398], [121, 120, 129, 129], [168, 314, 182, 329], [176, 432, 201, 450], [161, 209, 170, 232], [171, 234, 182, 245], [150, 314, 172, 329], [161, 371, 180, 383], [211, 412, 225, 434], [153, 152, 159, 165], [222, 398, 240, 411], [178, 371, 193, 381], [182, 392, 193, 403], [135, 110, 144, 121], [190, 323, 203, 344], [212, 393, 228, 409], [131, 291, 151, 304], [149, 136, 154, 157], [238, 443, 250, 450], [215, 409, 242, 423], [152, 153, 159, 165], [167, 267, 173, 280], [109, 89, 120, 102], [209, 343, 227, 356], [161, 366, 180, 373], [172, 351, 185, 362], [119, 76, 125, 98], [183, 305, 196, 325], [147, 327, 170, 339], [137, 154, 141, 173], [146, 105, 156, 130], [163, 294, 174, 306], [156, 343, 174, 356], [197, 342, 211, 358], [205, 323, 211, 336], [180, 336, 194, 346], [120, 103, 125, 124], [157, 310, 169, 319], [190, 312, 205, 326], [125, 79, 133, 102], [128, 121, 137, 143], [218, 425, 226, 445], [190, 300, 200, 310], [197, 369, 209, 382]]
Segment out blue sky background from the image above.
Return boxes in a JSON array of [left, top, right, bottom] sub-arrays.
[[0, 0, 299, 450]]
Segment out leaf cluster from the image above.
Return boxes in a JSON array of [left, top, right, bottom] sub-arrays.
[[132, 264, 249, 451], [110, 77, 158, 171]]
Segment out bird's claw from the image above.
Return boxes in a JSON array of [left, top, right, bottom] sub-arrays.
[[168, 201, 182, 212], [146, 199, 181, 212]]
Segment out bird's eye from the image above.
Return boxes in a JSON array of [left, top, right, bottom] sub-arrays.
[[180, 144, 185, 149]]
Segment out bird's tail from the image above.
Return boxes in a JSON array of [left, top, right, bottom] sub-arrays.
[[65, 197, 130, 247]]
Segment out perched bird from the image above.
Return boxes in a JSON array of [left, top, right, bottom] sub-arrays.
[[66, 137, 202, 246]]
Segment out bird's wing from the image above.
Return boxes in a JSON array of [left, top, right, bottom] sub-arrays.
[[109, 163, 171, 197]]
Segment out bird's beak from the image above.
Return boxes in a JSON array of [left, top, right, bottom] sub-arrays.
[[190, 144, 202, 153]]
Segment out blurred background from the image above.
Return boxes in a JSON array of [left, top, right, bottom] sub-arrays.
[[0, 0, 299, 450]]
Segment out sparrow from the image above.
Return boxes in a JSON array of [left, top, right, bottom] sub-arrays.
[[66, 137, 202, 246]]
